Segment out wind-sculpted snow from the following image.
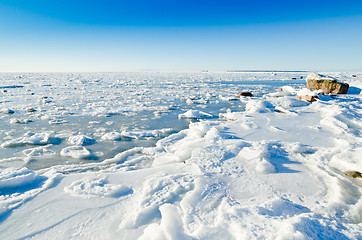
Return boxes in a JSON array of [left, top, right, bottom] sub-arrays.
[[64, 176, 131, 198], [0, 72, 361, 239], [0, 168, 37, 188]]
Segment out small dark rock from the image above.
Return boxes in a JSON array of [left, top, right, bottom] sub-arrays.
[[345, 171, 362, 178], [237, 92, 253, 98], [26, 108, 36, 113]]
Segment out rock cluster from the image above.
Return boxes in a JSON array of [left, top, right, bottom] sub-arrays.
[[306, 73, 349, 94]]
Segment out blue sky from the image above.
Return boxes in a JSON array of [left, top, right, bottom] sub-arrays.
[[1, 0, 362, 72]]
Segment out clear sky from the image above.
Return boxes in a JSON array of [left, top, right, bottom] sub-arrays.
[[1, 0, 362, 72]]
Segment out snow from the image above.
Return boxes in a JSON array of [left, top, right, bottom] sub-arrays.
[[1, 132, 50, 148], [120, 128, 173, 139], [178, 109, 213, 119], [245, 99, 274, 113], [0, 72, 361, 239], [297, 88, 319, 97], [0, 168, 37, 188], [64, 176, 131, 198], [60, 146, 92, 159], [68, 135, 95, 145], [101, 132, 122, 141], [306, 72, 337, 81]]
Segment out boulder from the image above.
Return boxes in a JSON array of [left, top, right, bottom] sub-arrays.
[[236, 92, 253, 98], [296, 95, 319, 102], [306, 73, 349, 94], [344, 171, 362, 178]]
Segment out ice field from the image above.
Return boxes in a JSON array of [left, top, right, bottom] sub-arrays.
[[0, 72, 361, 239]]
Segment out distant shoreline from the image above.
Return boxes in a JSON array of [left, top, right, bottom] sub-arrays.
[[226, 70, 309, 73]]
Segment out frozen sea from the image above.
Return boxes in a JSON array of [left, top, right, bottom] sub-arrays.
[[0, 72, 305, 170], [0, 72, 361, 239]]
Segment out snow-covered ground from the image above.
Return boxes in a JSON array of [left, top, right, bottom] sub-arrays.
[[0, 72, 361, 239]]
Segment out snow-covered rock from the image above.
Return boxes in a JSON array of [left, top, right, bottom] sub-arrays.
[[306, 73, 349, 94]]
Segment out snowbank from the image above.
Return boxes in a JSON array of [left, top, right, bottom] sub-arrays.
[[0, 168, 37, 188]]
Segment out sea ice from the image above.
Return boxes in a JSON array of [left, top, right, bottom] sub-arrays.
[[178, 109, 213, 119], [68, 135, 95, 145], [120, 128, 173, 139], [101, 132, 122, 141], [1, 72, 361, 239], [1, 132, 51, 148], [60, 146, 91, 159]]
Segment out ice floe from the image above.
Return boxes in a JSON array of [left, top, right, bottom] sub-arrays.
[[60, 146, 91, 159], [120, 128, 173, 139], [178, 109, 213, 119], [1, 132, 51, 148], [101, 132, 122, 141], [68, 135, 95, 145]]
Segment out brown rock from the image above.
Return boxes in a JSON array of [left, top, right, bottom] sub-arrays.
[[26, 108, 36, 112], [306, 73, 349, 94], [296, 95, 319, 102], [236, 92, 253, 98], [345, 171, 362, 178]]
